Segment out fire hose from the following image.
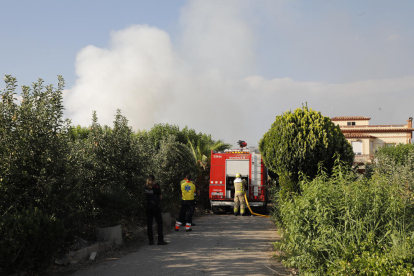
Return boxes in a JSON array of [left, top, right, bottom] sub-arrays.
[[244, 193, 270, 218]]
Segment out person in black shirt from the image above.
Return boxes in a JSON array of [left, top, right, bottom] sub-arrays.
[[144, 175, 167, 245]]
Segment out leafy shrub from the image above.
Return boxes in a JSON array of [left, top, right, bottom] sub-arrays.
[[372, 145, 414, 191], [79, 110, 146, 226], [151, 135, 199, 210], [0, 76, 74, 273], [0, 208, 64, 275], [259, 104, 354, 194], [275, 162, 414, 275], [376, 143, 414, 166], [0, 76, 72, 218]]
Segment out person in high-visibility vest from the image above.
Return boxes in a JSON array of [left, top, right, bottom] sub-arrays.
[[180, 174, 196, 226], [233, 173, 246, 216], [175, 174, 196, 231]]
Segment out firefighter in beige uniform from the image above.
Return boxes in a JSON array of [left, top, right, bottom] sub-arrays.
[[233, 173, 246, 216]]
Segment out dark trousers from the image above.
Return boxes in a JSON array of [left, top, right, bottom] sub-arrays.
[[178, 200, 195, 224], [146, 204, 163, 242]]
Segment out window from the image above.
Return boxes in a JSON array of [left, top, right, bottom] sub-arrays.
[[347, 122, 356, 126], [351, 141, 363, 155]]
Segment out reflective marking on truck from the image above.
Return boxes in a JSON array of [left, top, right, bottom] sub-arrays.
[[211, 192, 223, 195]]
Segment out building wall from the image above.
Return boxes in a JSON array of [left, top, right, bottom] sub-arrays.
[[346, 133, 407, 156], [370, 133, 407, 149], [346, 139, 373, 155], [335, 120, 370, 127]]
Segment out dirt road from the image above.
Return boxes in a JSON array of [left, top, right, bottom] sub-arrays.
[[70, 214, 290, 276]]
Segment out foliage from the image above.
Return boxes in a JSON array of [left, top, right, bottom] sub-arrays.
[[137, 123, 196, 149], [151, 135, 199, 210], [259, 104, 354, 194], [275, 161, 414, 275], [0, 208, 64, 275], [82, 110, 145, 226], [368, 145, 414, 192], [69, 125, 91, 140], [0, 76, 71, 274], [375, 143, 414, 166], [188, 134, 231, 171]]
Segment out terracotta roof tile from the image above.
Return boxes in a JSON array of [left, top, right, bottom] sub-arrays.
[[341, 125, 405, 128], [344, 133, 376, 139], [331, 116, 371, 121], [341, 128, 414, 133]]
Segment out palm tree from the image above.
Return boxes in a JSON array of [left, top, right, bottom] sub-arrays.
[[188, 135, 231, 171]]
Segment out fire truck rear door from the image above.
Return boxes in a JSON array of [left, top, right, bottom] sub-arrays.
[[226, 159, 249, 176]]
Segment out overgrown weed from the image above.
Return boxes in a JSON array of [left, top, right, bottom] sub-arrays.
[[274, 157, 414, 275]]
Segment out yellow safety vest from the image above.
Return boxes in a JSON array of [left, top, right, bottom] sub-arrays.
[[181, 181, 196, 200]]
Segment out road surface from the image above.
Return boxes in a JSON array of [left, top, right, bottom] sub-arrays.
[[70, 214, 290, 276]]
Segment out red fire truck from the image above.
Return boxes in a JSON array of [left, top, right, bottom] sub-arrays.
[[209, 146, 268, 214]]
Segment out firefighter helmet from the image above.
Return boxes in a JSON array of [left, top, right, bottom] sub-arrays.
[[236, 173, 241, 178]]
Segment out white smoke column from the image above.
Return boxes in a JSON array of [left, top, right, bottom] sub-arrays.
[[179, 0, 256, 78], [65, 25, 181, 130], [64, 0, 414, 145], [158, 0, 258, 143]]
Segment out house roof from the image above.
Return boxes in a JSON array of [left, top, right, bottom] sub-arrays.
[[340, 124, 406, 128], [344, 133, 376, 139], [341, 128, 414, 133], [331, 116, 371, 121]]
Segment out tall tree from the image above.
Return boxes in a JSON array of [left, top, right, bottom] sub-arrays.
[[259, 104, 354, 193]]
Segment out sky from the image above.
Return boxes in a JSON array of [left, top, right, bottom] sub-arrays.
[[1, 0, 414, 147]]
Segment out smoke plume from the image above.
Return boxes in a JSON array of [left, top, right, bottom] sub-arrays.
[[64, 0, 414, 146]]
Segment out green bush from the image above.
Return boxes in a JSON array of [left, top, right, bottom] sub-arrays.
[[78, 110, 146, 226], [151, 135, 199, 210], [0, 208, 64, 275], [0, 76, 73, 273], [275, 162, 414, 275], [259, 104, 354, 194], [372, 145, 414, 191], [376, 143, 414, 166]]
